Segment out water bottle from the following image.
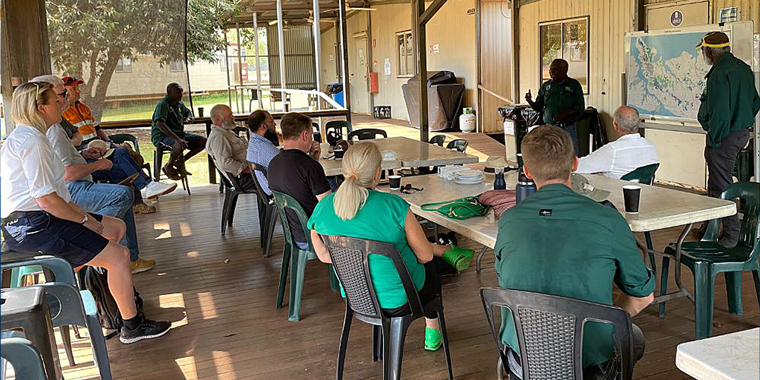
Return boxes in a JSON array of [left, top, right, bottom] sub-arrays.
[[515, 170, 536, 203], [493, 168, 506, 190]]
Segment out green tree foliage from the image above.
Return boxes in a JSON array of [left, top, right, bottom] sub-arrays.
[[47, 0, 241, 121]]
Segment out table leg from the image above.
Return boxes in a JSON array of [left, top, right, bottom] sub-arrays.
[[475, 247, 489, 274], [650, 223, 695, 305]]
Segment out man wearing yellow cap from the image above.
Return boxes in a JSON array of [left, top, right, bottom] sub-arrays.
[[696, 31, 760, 248]]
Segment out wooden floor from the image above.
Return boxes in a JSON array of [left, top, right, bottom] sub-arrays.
[[52, 120, 757, 380]]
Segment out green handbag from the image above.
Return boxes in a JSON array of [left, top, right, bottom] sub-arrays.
[[421, 196, 491, 220]]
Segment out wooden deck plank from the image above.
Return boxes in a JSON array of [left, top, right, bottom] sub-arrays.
[[47, 122, 757, 380]]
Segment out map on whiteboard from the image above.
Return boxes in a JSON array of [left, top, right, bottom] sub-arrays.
[[627, 32, 711, 120]]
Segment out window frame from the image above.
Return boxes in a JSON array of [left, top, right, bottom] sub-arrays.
[[169, 60, 184, 72], [396, 30, 414, 78], [538, 16, 590, 95], [115, 57, 132, 73]]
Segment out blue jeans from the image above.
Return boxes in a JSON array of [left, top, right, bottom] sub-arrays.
[[67, 181, 140, 261], [91, 147, 151, 190], [296, 241, 309, 250], [560, 123, 580, 156]]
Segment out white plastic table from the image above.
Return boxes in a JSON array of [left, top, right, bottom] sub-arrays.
[[676, 328, 760, 380]]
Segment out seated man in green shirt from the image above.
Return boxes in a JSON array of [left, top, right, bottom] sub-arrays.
[[151, 82, 207, 180], [494, 125, 655, 379], [525, 59, 585, 155]]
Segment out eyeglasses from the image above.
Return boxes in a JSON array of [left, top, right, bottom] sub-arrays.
[[400, 184, 424, 194], [56, 89, 68, 99]]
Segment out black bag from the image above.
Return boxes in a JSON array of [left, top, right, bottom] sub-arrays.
[[82, 266, 143, 339]]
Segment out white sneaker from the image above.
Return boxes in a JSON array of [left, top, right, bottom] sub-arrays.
[[144, 181, 177, 199]]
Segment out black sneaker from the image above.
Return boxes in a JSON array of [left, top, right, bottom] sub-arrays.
[[120, 318, 171, 344]]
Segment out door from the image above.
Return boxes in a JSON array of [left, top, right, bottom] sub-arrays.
[[644, 1, 709, 188], [349, 35, 370, 114]]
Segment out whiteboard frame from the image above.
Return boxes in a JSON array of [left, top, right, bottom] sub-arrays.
[[624, 21, 754, 124]]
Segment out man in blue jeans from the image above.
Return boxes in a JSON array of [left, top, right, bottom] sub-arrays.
[[34, 75, 156, 274], [525, 58, 585, 155]]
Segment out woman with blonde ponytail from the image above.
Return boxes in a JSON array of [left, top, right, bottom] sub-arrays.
[[308, 141, 474, 352]]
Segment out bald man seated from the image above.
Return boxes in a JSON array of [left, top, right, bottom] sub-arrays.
[[205, 104, 256, 190], [576, 106, 659, 179]]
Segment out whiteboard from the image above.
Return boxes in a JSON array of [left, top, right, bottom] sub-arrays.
[[624, 22, 754, 123]]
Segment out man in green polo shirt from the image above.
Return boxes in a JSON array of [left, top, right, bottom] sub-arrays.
[[525, 58, 585, 155], [151, 82, 207, 180], [696, 31, 760, 248], [494, 125, 654, 379]]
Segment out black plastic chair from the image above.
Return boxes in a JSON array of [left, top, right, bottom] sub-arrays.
[[446, 139, 468, 153], [429, 135, 446, 146], [325, 121, 354, 146], [312, 122, 323, 143], [320, 235, 454, 380], [153, 145, 190, 195], [209, 156, 258, 236], [348, 128, 387, 141], [251, 163, 278, 257], [109, 133, 152, 179], [480, 287, 634, 380]]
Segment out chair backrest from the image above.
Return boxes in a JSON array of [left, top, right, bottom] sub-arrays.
[[109, 133, 140, 154], [312, 122, 323, 143], [1, 255, 77, 287], [705, 182, 760, 251], [429, 135, 446, 146], [325, 121, 354, 145], [320, 235, 425, 320], [480, 287, 634, 380], [348, 128, 387, 141], [209, 156, 245, 192], [271, 190, 314, 250], [621, 163, 660, 185], [0, 337, 49, 380], [446, 138, 468, 152], [250, 163, 272, 201], [36, 283, 88, 328]]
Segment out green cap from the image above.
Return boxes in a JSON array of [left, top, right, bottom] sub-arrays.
[[571, 173, 610, 202]]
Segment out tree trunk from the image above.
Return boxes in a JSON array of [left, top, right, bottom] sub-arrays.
[[87, 47, 122, 123]]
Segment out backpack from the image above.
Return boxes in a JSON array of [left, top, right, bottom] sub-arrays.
[[82, 266, 143, 339]]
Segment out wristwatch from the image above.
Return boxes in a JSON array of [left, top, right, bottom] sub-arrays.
[[80, 214, 89, 225]]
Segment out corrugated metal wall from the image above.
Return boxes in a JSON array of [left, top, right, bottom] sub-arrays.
[[267, 25, 317, 89], [645, 0, 759, 32], [517, 0, 637, 136]]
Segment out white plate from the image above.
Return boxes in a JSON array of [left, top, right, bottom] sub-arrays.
[[455, 177, 483, 185], [457, 169, 482, 177]]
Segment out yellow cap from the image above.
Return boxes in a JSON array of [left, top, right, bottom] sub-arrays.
[[695, 31, 730, 49]]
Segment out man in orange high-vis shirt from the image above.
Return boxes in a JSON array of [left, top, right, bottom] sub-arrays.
[[62, 77, 113, 145]]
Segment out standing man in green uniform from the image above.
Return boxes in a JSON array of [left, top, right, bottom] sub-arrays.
[[697, 31, 760, 248], [494, 125, 654, 379], [151, 83, 207, 180], [525, 58, 585, 155]]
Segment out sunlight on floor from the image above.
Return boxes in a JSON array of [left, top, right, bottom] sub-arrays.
[[159, 292, 189, 328], [180, 221, 193, 237], [196, 292, 218, 320], [186, 251, 200, 258], [153, 221, 172, 239], [175, 356, 198, 380]]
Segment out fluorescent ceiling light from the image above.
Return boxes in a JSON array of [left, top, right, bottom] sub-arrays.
[[268, 20, 278, 25]]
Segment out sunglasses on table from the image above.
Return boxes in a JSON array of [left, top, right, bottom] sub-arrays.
[[400, 184, 424, 194]]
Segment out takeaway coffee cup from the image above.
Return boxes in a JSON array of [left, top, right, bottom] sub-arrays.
[[389, 175, 402, 190], [623, 185, 641, 214], [334, 149, 345, 159], [319, 143, 331, 159]]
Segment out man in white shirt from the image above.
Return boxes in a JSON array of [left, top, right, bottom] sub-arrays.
[[576, 106, 659, 179]]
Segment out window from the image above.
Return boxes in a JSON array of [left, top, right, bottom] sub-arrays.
[[396, 31, 414, 77], [219, 54, 227, 72], [170, 60, 184, 72], [539, 17, 589, 93], [115, 57, 132, 73]]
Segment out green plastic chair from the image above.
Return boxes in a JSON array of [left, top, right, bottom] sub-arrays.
[[660, 182, 760, 339], [1, 335, 48, 380], [621, 163, 660, 185], [271, 190, 339, 321]]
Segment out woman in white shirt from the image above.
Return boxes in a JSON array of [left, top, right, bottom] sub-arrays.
[[0, 82, 170, 344]]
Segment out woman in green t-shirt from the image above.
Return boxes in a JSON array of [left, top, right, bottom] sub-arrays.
[[307, 142, 473, 351]]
